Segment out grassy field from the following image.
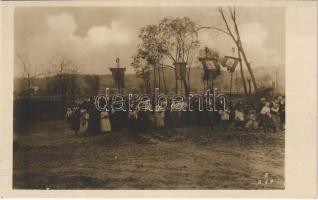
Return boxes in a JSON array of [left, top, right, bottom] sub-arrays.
[[13, 120, 284, 189]]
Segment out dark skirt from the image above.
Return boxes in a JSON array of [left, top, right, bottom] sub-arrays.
[[261, 114, 276, 131], [70, 116, 80, 132]]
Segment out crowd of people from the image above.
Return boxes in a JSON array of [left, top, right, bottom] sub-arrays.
[[65, 95, 285, 135]]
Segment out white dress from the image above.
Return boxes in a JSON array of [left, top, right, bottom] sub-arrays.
[[100, 111, 111, 132], [154, 105, 165, 128], [79, 110, 89, 133]]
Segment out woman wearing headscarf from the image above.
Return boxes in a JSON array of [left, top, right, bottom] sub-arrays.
[[79, 108, 90, 134]]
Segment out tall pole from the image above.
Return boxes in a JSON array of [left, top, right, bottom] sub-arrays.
[[276, 69, 278, 91], [229, 47, 235, 96], [238, 49, 248, 97], [230, 72, 233, 96], [157, 64, 161, 91], [247, 79, 251, 96], [110, 57, 126, 94], [175, 70, 178, 94], [153, 64, 156, 93], [235, 71, 238, 94]]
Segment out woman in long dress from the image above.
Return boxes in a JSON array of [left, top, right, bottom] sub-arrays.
[[271, 102, 281, 131], [260, 102, 276, 132], [154, 105, 165, 129], [234, 107, 245, 129], [79, 109, 90, 134], [70, 106, 80, 134], [100, 111, 111, 133]]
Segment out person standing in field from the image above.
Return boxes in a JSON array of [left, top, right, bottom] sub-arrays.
[[278, 96, 285, 130], [256, 97, 266, 128], [79, 108, 90, 134], [88, 96, 101, 134], [154, 102, 165, 129], [271, 101, 281, 131], [219, 109, 230, 130], [128, 102, 138, 133], [100, 110, 111, 133], [260, 102, 276, 133], [234, 106, 245, 129], [70, 105, 80, 134], [245, 110, 258, 131]]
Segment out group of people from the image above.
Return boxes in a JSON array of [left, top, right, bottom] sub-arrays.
[[65, 97, 111, 135], [65, 95, 285, 135], [233, 95, 285, 132]]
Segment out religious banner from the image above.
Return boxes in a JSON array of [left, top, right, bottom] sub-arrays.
[[110, 68, 126, 91], [221, 56, 239, 73], [199, 58, 219, 71], [199, 57, 221, 79]]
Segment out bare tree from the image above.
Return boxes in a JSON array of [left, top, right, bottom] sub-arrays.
[[39, 61, 54, 95], [197, 7, 258, 94], [17, 55, 38, 98], [50, 55, 81, 104], [131, 53, 151, 93], [219, 7, 257, 93]]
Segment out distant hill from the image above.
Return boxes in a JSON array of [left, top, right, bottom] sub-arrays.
[[14, 65, 284, 98]]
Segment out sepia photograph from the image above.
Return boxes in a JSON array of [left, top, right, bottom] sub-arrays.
[[12, 6, 287, 190], [10, 5, 289, 190], [0, 0, 317, 197]]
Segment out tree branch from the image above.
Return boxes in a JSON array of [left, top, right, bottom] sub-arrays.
[[196, 26, 230, 36], [218, 8, 238, 43]]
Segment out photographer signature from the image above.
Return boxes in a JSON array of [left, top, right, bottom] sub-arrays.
[[257, 172, 274, 187]]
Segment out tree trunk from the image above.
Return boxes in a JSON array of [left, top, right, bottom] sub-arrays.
[[27, 77, 31, 99], [219, 7, 258, 94], [161, 66, 167, 93], [157, 64, 161, 91], [229, 72, 233, 96], [237, 41, 258, 92], [238, 50, 248, 96], [153, 64, 157, 93], [182, 78, 190, 97], [231, 13, 258, 93], [247, 79, 251, 96], [175, 70, 178, 94]]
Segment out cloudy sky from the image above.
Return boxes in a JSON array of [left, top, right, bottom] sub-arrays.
[[14, 6, 285, 77]]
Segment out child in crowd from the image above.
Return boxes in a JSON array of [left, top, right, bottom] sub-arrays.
[[278, 96, 285, 130], [271, 101, 281, 131], [260, 102, 275, 132], [245, 110, 258, 131], [235, 107, 245, 129], [70, 105, 80, 134], [219, 109, 230, 130], [128, 102, 138, 133]]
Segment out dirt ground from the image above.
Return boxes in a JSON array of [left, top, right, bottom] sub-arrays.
[[13, 120, 284, 189]]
